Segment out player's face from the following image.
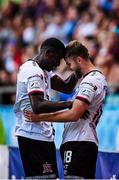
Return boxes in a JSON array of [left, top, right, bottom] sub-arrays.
[[46, 57, 61, 71], [44, 51, 61, 71], [65, 56, 79, 70], [65, 56, 83, 76]]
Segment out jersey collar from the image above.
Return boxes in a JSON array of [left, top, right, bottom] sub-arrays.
[[83, 70, 103, 78]]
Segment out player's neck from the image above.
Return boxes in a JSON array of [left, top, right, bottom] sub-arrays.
[[33, 55, 45, 69], [82, 61, 97, 76]]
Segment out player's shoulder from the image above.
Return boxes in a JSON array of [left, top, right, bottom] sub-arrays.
[[18, 60, 44, 82], [81, 70, 107, 91], [83, 70, 106, 83], [21, 60, 42, 71]]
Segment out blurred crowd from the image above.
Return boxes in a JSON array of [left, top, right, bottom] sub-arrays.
[[0, 0, 119, 104]]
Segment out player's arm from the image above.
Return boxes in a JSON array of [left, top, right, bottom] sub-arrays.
[[25, 79, 96, 121], [29, 92, 72, 114], [27, 74, 72, 114], [51, 72, 81, 94], [24, 98, 89, 122]]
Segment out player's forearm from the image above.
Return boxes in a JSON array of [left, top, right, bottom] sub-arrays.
[[51, 73, 80, 94], [37, 109, 79, 122], [32, 100, 73, 114], [64, 73, 79, 92]]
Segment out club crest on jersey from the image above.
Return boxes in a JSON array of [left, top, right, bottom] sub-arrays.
[[43, 162, 53, 173]]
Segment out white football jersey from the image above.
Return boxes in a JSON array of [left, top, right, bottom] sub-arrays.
[[62, 71, 108, 146], [14, 60, 55, 141]]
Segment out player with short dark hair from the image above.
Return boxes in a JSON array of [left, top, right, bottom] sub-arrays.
[[24, 40, 108, 179], [65, 40, 89, 60], [14, 38, 79, 179]]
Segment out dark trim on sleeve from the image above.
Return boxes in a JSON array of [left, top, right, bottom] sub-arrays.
[[76, 96, 90, 105], [28, 90, 44, 95]]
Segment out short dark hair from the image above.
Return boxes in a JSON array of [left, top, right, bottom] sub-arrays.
[[65, 40, 89, 60], [41, 37, 65, 58]]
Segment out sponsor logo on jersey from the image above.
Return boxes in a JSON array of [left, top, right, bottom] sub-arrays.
[[29, 80, 41, 89], [81, 89, 91, 98], [81, 82, 97, 91]]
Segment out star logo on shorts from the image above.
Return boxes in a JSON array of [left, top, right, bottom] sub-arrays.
[[43, 162, 53, 173]]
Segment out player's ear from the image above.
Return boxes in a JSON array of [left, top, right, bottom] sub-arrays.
[[76, 56, 80, 62], [45, 49, 54, 58], [77, 56, 83, 62]]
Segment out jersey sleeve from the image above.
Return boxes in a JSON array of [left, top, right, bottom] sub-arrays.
[[76, 81, 97, 105], [27, 74, 44, 95]]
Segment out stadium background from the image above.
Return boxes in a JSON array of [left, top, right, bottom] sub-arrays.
[[0, 0, 119, 179]]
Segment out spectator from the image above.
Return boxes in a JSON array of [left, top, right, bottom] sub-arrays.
[[0, 0, 119, 105]]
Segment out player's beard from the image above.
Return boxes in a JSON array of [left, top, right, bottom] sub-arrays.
[[75, 66, 83, 78]]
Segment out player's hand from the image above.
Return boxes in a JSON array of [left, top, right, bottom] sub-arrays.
[[23, 109, 40, 122]]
